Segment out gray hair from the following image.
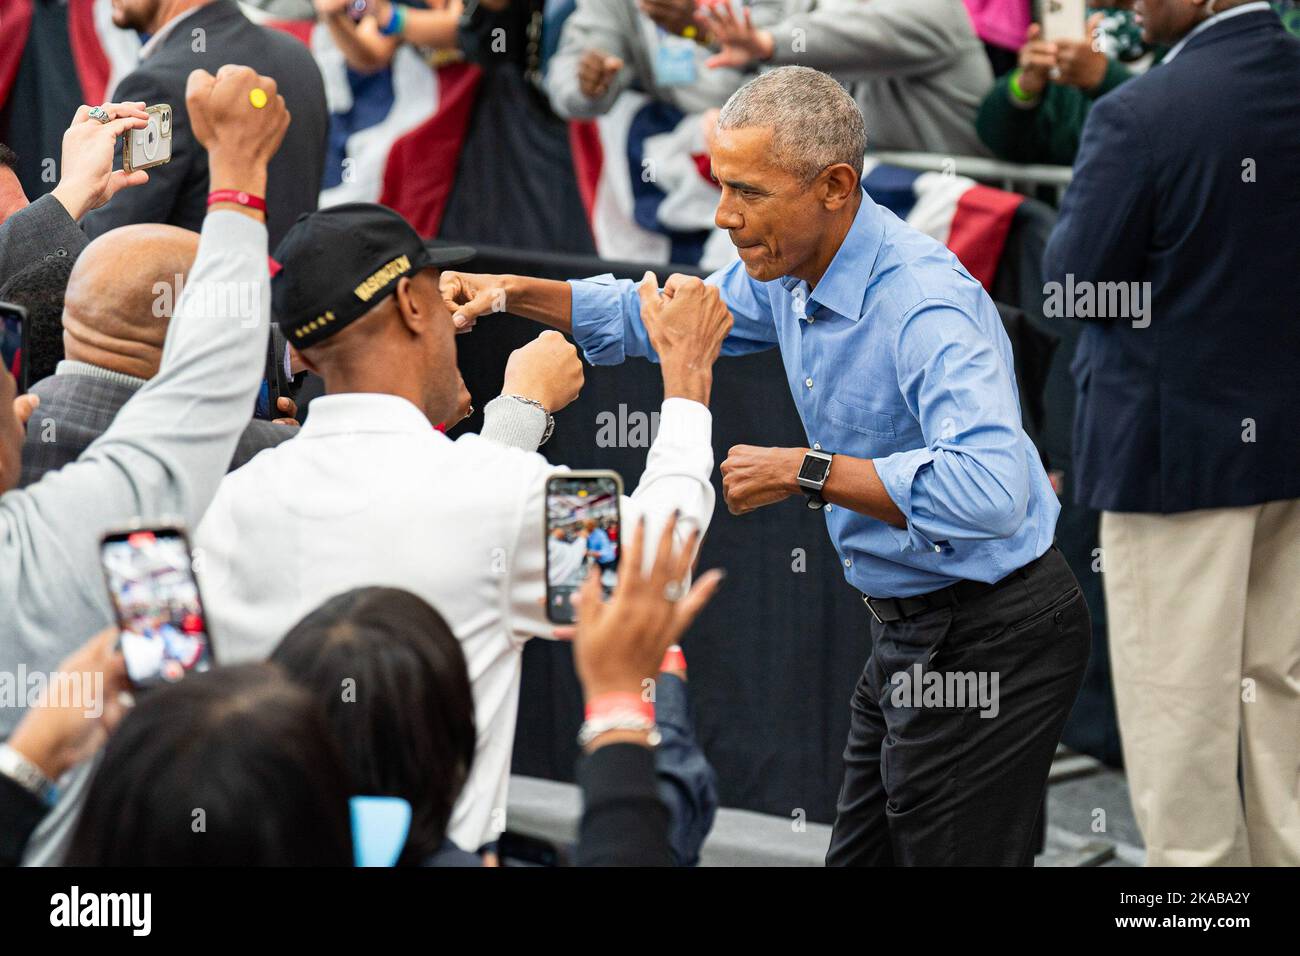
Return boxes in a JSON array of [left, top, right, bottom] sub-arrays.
[[716, 66, 867, 183]]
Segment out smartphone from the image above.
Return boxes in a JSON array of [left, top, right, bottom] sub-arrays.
[[1040, 0, 1088, 42], [122, 104, 173, 174], [0, 300, 25, 390], [100, 527, 215, 691], [545, 471, 622, 625]]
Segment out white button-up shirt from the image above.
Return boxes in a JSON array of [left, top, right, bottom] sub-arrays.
[[194, 392, 716, 852]]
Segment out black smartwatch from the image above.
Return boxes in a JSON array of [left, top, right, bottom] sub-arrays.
[[796, 449, 833, 510]]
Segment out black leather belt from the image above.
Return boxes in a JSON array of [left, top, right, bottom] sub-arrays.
[[861, 548, 1052, 624]]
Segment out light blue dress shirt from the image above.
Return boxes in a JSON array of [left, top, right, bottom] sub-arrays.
[[569, 190, 1059, 598]]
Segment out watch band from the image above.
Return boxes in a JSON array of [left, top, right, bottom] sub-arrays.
[[500, 394, 554, 445], [0, 743, 58, 807]]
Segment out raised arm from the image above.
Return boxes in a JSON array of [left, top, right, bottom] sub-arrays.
[[5, 65, 290, 595], [0, 102, 151, 282]]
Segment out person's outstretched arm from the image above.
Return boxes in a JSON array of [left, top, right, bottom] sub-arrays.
[[440, 256, 780, 368], [570, 515, 724, 866], [0, 66, 291, 662], [0, 102, 151, 283]]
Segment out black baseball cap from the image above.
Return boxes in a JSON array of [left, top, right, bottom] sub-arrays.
[[271, 203, 475, 348]]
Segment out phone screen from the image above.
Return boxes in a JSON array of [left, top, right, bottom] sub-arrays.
[[545, 473, 621, 624], [100, 528, 214, 690], [1, 301, 25, 387]]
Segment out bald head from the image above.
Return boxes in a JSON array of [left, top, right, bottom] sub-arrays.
[[63, 223, 201, 379]]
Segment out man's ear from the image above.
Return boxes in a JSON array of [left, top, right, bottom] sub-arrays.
[[392, 274, 430, 337], [820, 164, 859, 210]]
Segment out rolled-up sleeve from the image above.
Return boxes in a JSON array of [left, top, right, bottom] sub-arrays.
[[569, 260, 781, 367], [873, 300, 1031, 550], [568, 274, 655, 366]]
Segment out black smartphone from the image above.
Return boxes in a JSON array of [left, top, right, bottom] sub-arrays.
[[0, 300, 28, 391], [99, 527, 215, 691], [545, 471, 622, 624]]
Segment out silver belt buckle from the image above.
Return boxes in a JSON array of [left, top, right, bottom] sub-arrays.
[[862, 594, 884, 625]]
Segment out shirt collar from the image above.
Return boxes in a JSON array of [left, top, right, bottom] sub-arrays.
[[55, 359, 148, 390], [139, 4, 207, 61], [778, 189, 881, 323], [1160, 1, 1272, 64], [297, 392, 442, 438]]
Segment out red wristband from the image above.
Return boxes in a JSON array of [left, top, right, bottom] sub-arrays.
[[207, 190, 267, 212], [584, 691, 654, 722], [660, 644, 686, 675]]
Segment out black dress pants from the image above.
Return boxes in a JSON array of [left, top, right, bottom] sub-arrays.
[[826, 546, 1090, 866]]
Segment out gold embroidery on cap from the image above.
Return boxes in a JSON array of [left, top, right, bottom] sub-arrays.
[[293, 310, 336, 339], [354, 254, 411, 303]]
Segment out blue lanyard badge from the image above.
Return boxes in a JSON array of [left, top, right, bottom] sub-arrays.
[[654, 30, 699, 87]]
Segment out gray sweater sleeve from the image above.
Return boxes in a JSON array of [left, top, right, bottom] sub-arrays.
[[544, 0, 639, 119], [479, 395, 548, 452], [760, 0, 968, 77], [0, 211, 270, 698]]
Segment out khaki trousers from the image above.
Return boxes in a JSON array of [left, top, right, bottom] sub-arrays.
[[1101, 501, 1300, 866]]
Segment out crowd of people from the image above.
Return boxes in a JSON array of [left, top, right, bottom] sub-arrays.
[[0, 0, 1296, 869]]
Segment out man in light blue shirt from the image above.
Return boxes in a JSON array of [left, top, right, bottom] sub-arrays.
[[443, 66, 1090, 866]]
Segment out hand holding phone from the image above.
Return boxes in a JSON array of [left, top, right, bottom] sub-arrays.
[[545, 471, 622, 624], [1040, 0, 1088, 42], [100, 527, 214, 691]]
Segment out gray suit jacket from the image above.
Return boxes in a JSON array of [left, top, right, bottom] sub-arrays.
[[0, 194, 88, 286], [20, 363, 296, 488]]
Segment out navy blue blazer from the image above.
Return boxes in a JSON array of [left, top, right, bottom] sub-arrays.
[[1043, 9, 1300, 514]]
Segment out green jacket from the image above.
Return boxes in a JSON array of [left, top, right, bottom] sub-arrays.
[[974, 58, 1134, 166]]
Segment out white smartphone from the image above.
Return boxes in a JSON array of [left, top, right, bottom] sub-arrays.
[[122, 104, 173, 174], [1040, 0, 1088, 42]]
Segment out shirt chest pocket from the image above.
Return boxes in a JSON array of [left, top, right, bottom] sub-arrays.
[[826, 397, 896, 439]]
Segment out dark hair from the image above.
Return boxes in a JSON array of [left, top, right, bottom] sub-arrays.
[[0, 254, 75, 385], [0, 144, 16, 172], [272, 587, 476, 865], [68, 663, 354, 866]]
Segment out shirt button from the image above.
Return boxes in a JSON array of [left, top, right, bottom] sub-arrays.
[[805, 377, 813, 389], [813, 442, 821, 450], [825, 504, 833, 512], [934, 545, 942, 553], [843, 558, 852, 568]]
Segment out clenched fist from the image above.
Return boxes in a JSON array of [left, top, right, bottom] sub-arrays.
[[638, 272, 733, 405], [720, 444, 804, 515], [578, 49, 624, 100], [186, 65, 291, 172], [501, 329, 585, 413]]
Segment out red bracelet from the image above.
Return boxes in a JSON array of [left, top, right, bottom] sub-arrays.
[[207, 190, 267, 212], [584, 691, 654, 722], [660, 644, 687, 675]]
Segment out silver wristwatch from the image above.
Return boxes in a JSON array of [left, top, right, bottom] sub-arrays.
[[796, 449, 833, 510], [502, 394, 554, 445], [0, 743, 58, 807]]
